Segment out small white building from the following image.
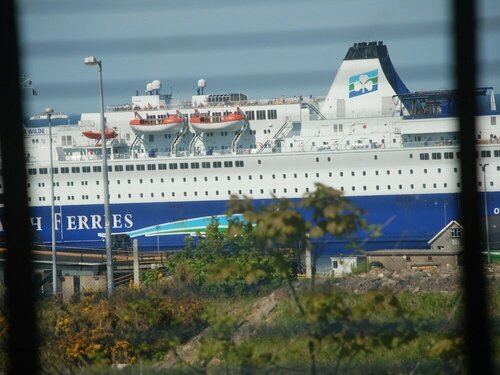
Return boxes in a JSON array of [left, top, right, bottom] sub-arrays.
[[330, 256, 364, 277]]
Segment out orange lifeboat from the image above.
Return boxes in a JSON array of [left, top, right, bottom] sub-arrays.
[[129, 111, 185, 134], [162, 115, 184, 126], [190, 107, 246, 132], [82, 129, 118, 140], [129, 118, 144, 126], [222, 112, 245, 122]]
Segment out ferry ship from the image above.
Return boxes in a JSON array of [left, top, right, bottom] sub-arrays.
[[14, 41, 500, 252]]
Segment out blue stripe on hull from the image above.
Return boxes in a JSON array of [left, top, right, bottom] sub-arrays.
[[12, 192, 500, 253]]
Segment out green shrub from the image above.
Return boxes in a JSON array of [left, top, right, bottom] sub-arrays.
[[36, 288, 206, 373], [165, 218, 293, 296]]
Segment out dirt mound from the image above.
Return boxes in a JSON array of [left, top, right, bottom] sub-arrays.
[[328, 264, 500, 293]]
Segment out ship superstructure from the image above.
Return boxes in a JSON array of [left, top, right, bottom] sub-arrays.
[[11, 41, 500, 251]]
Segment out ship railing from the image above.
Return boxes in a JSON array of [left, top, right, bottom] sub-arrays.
[[205, 148, 233, 156], [167, 148, 237, 158], [114, 153, 131, 159], [192, 99, 302, 109], [401, 138, 497, 148], [149, 151, 173, 158], [477, 137, 500, 144], [234, 148, 257, 155], [78, 120, 96, 126], [79, 94, 329, 117], [107, 104, 168, 112], [351, 144, 371, 150], [107, 104, 135, 112], [94, 95, 327, 114], [189, 148, 238, 157], [175, 150, 190, 157], [26, 141, 435, 165], [402, 140, 459, 148], [402, 113, 450, 120], [174, 97, 318, 110]]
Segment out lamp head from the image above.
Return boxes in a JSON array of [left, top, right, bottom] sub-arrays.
[[45, 107, 54, 115], [84, 56, 99, 65], [480, 163, 489, 171]]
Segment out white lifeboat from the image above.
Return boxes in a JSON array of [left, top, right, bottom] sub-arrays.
[[129, 111, 184, 134], [189, 107, 246, 132]]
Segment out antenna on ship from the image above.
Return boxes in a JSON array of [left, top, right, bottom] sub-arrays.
[[197, 79, 206, 95]]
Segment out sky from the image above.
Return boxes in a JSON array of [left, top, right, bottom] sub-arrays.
[[17, 0, 500, 117]]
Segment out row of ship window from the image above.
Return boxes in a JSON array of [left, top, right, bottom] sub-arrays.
[[310, 150, 499, 164], [339, 181, 493, 192], [31, 179, 496, 203], [28, 166, 464, 189], [419, 152, 456, 160], [155, 129, 258, 141], [146, 109, 278, 121], [25, 166, 500, 195], [25, 149, 500, 176], [22, 164, 500, 188], [27, 160, 246, 175], [32, 188, 302, 202], [416, 150, 500, 160], [244, 109, 277, 121], [28, 149, 498, 177]]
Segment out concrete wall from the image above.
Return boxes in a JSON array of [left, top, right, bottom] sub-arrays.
[[428, 221, 463, 251], [430, 230, 463, 251], [330, 256, 362, 277], [62, 275, 107, 303], [367, 252, 461, 271]]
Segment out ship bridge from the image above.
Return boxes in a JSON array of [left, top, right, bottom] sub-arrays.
[[394, 87, 498, 119], [192, 93, 248, 107]]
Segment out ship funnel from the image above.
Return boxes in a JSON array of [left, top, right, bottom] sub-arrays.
[[321, 41, 409, 118]]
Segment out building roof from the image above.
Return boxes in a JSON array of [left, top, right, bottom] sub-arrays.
[[329, 255, 365, 259], [367, 249, 462, 256]]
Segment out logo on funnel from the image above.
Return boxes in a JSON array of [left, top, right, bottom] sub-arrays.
[[349, 69, 378, 98]]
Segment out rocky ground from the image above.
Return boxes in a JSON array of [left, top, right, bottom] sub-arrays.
[[326, 263, 500, 294]]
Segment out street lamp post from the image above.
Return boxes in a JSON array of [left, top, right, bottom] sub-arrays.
[[156, 225, 160, 254], [84, 56, 114, 296], [30, 109, 68, 295], [480, 163, 491, 264], [46, 108, 57, 295], [443, 200, 448, 226]]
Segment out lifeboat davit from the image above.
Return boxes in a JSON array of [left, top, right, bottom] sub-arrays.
[[129, 111, 184, 134], [82, 129, 118, 140], [189, 107, 246, 132]]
